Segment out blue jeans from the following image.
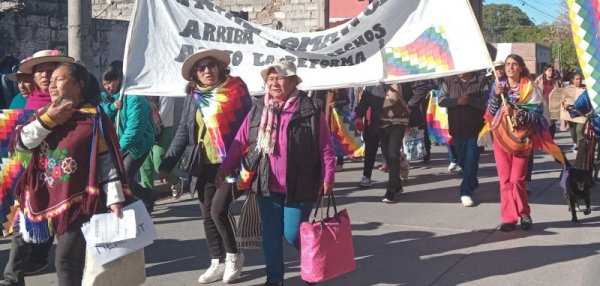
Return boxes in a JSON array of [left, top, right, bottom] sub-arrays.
[[454, 137, 481, 197], [447, 145, 458, 163], [257, 193, 314, 284]]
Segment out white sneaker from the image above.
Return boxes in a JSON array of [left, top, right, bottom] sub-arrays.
[[359, 176, 372, 187], [461, 196, 475, 207], [448, 163, 459, 172], [223, 252, 244, 283], [171, 181, 183, 199], [198, 259, 225, 284]]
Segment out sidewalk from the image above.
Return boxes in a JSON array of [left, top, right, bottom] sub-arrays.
[[3, 131, 600, 286]]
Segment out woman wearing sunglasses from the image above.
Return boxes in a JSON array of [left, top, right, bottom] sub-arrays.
[[160, 49, 252, 284]]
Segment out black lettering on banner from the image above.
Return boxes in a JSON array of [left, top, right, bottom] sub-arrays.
[[340, 26, 350, 37], [203, 23, 216, 41], [355, 51, 366, 64], [265, 41, 279, 48], [216, 26, 227, 42], [214, 4, 226, 14], [242, 30, 254, 44], [363, 0, 379, 16], [309, 58, 320, 68], [175, 44, 195, 62], [176, 0, 190, 7], [280, 38, 299, 50], [341, 55, 354, 66], [233, 29, 244, 43], [319, 60, 329, 68], [297, 36, 324, 52], [329, 59, 339, 67], [180, 20, 201, 39], [194, 0, 214, 11], [231, 51, 243, 66], [297, 58, 308, 68], [322, 32, 339, 48], [373, 23, 386, 39], [379, 38, 385, 49], [352, 35, 368, 49], [253, 53, 264, 65], [253, 53, 276, 66], [344, 43, 355, 52], [364, 30, 375, 42], [242, 22, 262, 37]]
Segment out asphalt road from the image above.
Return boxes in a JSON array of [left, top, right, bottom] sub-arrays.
[[3, 131, 600, 286]]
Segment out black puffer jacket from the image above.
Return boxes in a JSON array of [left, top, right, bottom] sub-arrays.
[[245, 92, 324, 203]]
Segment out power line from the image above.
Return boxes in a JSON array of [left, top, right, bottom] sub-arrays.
[[518, 0, 559, 23]]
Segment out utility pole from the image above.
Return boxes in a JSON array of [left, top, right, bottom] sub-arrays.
[[68, 0, 92, 67]]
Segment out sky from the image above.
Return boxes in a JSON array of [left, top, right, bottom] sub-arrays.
[[484, 0, 565, 25]]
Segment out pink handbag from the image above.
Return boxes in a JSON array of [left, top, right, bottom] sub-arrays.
[[300, 194, 356, 283]]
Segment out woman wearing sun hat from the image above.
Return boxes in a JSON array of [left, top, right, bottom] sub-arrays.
[[216, 58, 336, 286], [18, 50, 73, 110], [159, 48, 252, 284]]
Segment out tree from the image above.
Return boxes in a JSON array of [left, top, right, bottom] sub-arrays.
[[482, 4, 534, 42]]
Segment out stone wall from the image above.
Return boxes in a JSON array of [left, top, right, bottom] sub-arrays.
[[90, 0, 323, 32], [0, 1, 128, 76]]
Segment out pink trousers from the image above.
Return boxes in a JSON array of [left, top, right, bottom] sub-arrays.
[[493, 140, 531, 223]]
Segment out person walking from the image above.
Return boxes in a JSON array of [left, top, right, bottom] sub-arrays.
[[0, 50, 73, 286], [486, 54, 545, 231], [438, 72, 488, 207], [355, 83, 411, 203], [13, 62, 130, 285], [139, 96, 183, 198], [159, 48, 251, 284], [216, 58, 335, 286], [100, 65, 157, 211]]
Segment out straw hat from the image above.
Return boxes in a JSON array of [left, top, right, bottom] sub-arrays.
[[260, 58, 302, 83], [18, 50, 74, 74], [181, 49, 231, 81]]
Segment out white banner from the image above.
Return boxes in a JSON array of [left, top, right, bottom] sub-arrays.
[[123, 0, 492, 96]]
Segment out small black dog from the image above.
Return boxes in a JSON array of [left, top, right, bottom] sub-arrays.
[[566, 168, 592, 222]]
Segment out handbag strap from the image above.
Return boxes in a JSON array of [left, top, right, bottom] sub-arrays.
[[309, 192, 339, 223]]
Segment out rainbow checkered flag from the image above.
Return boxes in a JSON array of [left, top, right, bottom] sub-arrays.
[[0, 109, 36, 235], [331, 108, 363, 157], [569, 0, 600, 112], [385, 26, 455, 77]]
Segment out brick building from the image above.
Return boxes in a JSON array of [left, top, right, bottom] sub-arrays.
[[493, 43, 552, 76]]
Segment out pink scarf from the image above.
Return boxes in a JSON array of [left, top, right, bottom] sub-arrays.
[[24, 89, 51, 110], [255, 90, 300, 154]]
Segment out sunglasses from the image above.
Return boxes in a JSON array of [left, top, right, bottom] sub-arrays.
[[195, 62, 217, 72]]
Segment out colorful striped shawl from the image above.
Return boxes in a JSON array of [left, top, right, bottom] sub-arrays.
[[193, 76, 252, 163], [479, 77, 566, 164]]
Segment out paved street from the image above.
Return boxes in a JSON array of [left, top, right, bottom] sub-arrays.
[[3, 131, 600, 286]]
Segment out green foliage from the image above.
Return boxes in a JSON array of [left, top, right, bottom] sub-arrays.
[[482, 2, 578, 73], [482, 4, 534, 42]]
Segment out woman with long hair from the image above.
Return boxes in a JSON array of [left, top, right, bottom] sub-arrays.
[[487, 54, 545, 231]]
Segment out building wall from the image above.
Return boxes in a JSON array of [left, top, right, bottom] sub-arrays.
[[492, 42, 551, 76], [0, 1, 128, 76], [91, 0, 322, 32]]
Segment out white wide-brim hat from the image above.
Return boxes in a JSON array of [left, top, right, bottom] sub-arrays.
[[7, 71, 28, 82], [181, 48, 231, 81], [260, 58, 302, 83], [19, 50, 74, 74], [493, 59, 505, 67]]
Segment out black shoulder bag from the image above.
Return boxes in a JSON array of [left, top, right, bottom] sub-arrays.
[[178, 122, 207, 176]]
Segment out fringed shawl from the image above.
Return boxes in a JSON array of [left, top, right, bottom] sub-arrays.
[[14, 105, 132, 236], [193, 76, 252, 163]]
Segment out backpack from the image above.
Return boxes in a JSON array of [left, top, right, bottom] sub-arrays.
[[146, 97, 162, 141]]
